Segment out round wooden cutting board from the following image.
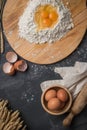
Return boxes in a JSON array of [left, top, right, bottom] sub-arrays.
[[3, 0, 87, 64]]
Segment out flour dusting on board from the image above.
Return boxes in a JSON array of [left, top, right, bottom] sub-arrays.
[[18, 0, 74, 44]]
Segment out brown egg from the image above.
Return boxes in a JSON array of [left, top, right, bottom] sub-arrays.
[[45, 89, 57, 101], [57, 89, 68, 102], [47, 98, 62, 111]]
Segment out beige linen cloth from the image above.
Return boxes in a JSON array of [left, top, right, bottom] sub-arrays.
[[40, 62, 87, 99]]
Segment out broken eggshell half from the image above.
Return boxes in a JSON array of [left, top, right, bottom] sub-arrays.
[[14, 60, 28, 72], [3, 62, 15, 76], [6, 51, 18, 63]]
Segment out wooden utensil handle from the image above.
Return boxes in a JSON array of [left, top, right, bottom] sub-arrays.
[[63, 112, 74, 126], [0, 30, 4, 53], [63, 83, 87, 127]]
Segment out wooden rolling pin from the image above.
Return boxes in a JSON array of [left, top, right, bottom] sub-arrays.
[[63, 83, 87, 126]]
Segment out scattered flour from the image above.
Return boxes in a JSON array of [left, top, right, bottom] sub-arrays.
[[18, 0, 74, 44]]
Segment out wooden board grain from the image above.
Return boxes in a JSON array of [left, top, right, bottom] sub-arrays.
[[3, 0, 87, 64]]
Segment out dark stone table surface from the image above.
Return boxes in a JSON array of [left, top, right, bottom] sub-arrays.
[[0, 1, 87, 130]]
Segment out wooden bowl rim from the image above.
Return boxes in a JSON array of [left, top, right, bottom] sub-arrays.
[[41, 85, 72, 115]]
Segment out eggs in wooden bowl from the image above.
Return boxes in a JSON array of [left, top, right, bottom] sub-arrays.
[[41, 86, 72, 115]]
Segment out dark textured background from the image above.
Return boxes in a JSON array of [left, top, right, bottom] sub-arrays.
[[0, 1, 87, 130]]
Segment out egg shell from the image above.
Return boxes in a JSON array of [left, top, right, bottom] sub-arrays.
[[3, 62, 15, 76], [45, 89, 57, 101], [57, 89, 69, 102], [47, 97, 62, 111], [14, 60, 28, 72], [6, 51, 18, 63]]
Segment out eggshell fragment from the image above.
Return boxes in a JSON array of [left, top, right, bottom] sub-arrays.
[[57, 89, 69, 102], [45, 89, 57, 101], [6, 51, 18, 63], [3, 62, 15, 75], [14, 60, 28, 72], [47, 98, 62, 111]]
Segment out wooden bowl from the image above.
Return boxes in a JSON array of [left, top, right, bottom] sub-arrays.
[[41, 86, 72, 115]]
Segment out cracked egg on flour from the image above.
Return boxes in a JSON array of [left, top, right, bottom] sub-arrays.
[[18, 0, 74, 44]]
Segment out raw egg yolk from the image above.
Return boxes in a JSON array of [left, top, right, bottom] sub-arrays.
[[41, 11, 49, 18], [34, 5, 59, 30], [42, 18, 52, 27], [49, 12, 58, 21]]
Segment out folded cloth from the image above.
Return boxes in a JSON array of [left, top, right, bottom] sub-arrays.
[[40, 62, 87, 99]]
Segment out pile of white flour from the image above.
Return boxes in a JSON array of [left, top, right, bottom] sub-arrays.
[[18, 0, 74, 44]]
